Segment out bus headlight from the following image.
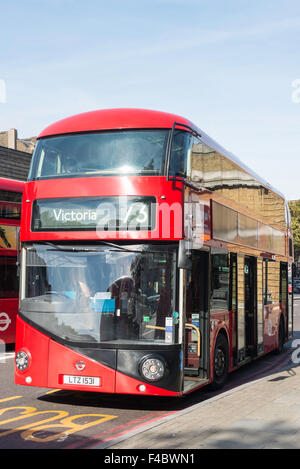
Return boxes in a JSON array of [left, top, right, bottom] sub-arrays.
[[15, 351, 29, 371], [139, 355, 165, 382]]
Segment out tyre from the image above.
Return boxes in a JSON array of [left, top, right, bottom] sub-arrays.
[[211, 333, 229, 390], [275, 316, 284, 354]]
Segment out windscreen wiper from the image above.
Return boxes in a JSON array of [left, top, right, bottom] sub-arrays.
[[98, 241, 166, 255], [43, 241, 139, 254], [43, 240, 163, 255], [43, 242, 103, 253], [97, 240, 145, 253]]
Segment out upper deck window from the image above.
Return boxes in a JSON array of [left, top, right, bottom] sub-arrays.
[[29, 130, 170, 180], [0, 190, 22, 220]]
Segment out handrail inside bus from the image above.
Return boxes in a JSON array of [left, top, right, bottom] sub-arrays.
[[184, 323, 201, 357], [145, 323, 201, 357]]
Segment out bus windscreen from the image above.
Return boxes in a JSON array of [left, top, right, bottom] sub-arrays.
[[30, 130, 170, 179]]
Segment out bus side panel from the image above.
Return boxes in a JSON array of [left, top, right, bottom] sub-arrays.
[[264, 303, 281, 354], [280, 300, 288, 343], [15, 316, 49, 387], [0, 299, 18, 345], [48, 340, 116, 393], [115, 370, 181, 397]]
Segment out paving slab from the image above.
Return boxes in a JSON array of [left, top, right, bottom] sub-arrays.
[[104, 358, 300, 449]]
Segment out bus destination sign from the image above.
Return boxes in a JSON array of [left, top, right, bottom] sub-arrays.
[[31, 196, 156, 232]]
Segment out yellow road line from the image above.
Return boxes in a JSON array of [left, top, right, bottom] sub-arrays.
[[0, 396, 22, 403]]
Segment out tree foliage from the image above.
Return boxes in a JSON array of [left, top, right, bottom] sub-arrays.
[[289, 200, 300, 260]]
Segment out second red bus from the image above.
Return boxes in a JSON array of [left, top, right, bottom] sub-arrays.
[[0, 177, 24, 347]]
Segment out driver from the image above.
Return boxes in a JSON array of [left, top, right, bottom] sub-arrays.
[[63, 155, 78, 173]]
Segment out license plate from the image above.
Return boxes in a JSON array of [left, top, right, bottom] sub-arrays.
[[63, 375, 101, 386]]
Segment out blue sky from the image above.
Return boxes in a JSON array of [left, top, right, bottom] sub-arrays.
[[1, 0, 300, 200]]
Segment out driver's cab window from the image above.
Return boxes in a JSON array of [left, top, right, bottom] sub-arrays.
[[38, 148, 62, 177], [169, 130, 192, 178]]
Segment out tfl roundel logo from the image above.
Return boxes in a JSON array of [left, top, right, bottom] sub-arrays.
[[0, 312, 11, 332], [75, 361, 86, 371]]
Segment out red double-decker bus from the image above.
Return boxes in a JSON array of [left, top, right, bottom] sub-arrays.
[[15, 109, 293, 396], [0, 177, 24, 347]]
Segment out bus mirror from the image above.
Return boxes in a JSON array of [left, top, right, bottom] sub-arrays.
[[178, 240, 192, 269]]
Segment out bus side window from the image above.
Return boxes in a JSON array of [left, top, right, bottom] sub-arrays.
[[210, 254, 229, 313]]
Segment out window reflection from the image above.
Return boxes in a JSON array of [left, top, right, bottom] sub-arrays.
[[22, 244, 178, 345], [210, 253, 229, 313], [169, 131, 287, 230], [31, 130, 169, 179]]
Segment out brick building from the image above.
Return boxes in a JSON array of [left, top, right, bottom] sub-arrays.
[[0, 128, 35, 181], [0, 128, 36, 154]]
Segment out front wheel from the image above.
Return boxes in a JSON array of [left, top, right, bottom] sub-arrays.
[[275, 317, 284, 354], [211, 333, 229, 390]]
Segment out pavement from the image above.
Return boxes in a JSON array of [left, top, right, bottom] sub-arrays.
[[97, 301, 300, 450], [104, 349, 299, 449]]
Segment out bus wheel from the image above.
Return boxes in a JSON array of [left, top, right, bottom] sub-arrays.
[[211, 333, 229, 390], [275, 316, 284, 354]]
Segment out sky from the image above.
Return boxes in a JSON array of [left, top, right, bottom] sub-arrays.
[[1, 0, 300, 200]]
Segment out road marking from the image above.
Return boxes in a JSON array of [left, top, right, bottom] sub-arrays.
[[90, 411, 176, 449], [0, 396, 22, 403], [0, 408, 69, 438], [22, 413, 117, 443], [0, 404, 118, 443], [65, 411, 166, 449]]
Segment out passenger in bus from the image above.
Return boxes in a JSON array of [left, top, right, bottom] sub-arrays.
[[145, 280, 155, 298], [63, 155, 79, 174], [107, 276, 134, 339], [155, 286, 171, 339]]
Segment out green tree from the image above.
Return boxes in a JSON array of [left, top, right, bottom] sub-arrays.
[[289, 200, 300, 261]]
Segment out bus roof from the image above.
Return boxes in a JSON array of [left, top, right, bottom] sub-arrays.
[[0, 177, 24, 193], [37, 108, 193, 138], [37, 108, 286, 201]]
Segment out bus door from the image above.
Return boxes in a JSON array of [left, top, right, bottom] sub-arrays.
[[0, 254, 19, 346], [244, 256, 257, 357], [280, 262, 288, 340], [287, 263, 294, 339], [184, 250, 209, 381]]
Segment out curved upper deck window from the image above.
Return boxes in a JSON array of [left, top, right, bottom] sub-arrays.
[[29, 130, 170, 180]]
